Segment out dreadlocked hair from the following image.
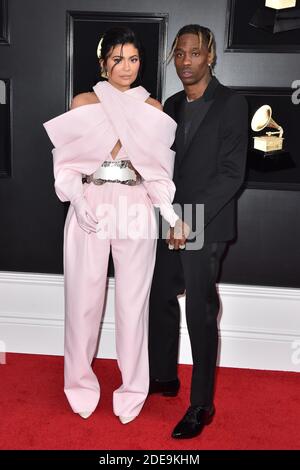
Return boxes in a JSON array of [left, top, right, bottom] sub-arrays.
[[167, 24, 216, 69]]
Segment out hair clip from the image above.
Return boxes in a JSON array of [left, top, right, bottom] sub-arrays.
[[97, 36, 104, 59]]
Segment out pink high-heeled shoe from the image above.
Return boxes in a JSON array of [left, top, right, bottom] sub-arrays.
[[119, 415, 137, 424], [77, 411, 93, 419]]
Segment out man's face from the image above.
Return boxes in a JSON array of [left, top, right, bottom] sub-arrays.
[[174, 33, 211, 86]]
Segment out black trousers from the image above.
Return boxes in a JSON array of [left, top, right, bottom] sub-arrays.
[[148, 237, 227, 408]]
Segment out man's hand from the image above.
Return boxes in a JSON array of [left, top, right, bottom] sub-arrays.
[[166, 218, 190, 250]]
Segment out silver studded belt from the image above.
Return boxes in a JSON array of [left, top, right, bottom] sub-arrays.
[[82, 160, 143, 186]]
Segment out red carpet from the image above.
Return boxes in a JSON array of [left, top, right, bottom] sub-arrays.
[[0, 353, 299, 450]]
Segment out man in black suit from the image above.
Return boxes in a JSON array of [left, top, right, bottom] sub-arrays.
[[148, 24, 248, 439]]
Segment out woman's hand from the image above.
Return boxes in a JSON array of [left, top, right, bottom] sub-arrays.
[[71, 194, 98, 234], [166, 219, 190, 250]]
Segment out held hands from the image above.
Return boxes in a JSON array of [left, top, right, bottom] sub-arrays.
[[71, 194, 98, 234], [166, 218, 190, 250]]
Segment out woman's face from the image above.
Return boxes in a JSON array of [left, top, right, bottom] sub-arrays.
[[102, 43, 140, 91]]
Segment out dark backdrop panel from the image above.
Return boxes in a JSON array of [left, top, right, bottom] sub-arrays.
[[0, 78, 11, 176], [71, 13, 161, 99], [0, 0, 299, 288], [220, 189, 300, 288], [235, 87, 300, 189], [226, 0, 300, 51]]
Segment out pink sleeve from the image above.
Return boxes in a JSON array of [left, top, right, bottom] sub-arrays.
[[142, 179, 179, 227], [43, 103, 117, 203], [52, 159, 84, 204]]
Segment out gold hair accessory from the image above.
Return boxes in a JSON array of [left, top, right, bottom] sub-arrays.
[[97, 36, 104, 59]]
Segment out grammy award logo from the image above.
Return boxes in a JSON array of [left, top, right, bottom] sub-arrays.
[[266, 0, 296, 9], [251, 105, 284, 152], [250, 105, 294, 171], [250, 0, 300, 34]]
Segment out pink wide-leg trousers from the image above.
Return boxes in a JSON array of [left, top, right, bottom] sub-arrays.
[[62, 181, 157, 418]]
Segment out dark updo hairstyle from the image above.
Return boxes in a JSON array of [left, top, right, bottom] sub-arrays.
[[98, 26, 143, 80], [167, 24, 217, 72]]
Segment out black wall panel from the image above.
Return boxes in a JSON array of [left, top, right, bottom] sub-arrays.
[[0, 0, 299, 287]]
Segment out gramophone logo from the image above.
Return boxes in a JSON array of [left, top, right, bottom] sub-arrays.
[[251, 105, 284, 152], [250, 103, 295, 170], [266, 0, 296, 8], [250, 0, 300, 34]]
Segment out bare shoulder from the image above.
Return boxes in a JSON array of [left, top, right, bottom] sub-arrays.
[[70, 92, 100, 109], [146, 97, 163, 111]]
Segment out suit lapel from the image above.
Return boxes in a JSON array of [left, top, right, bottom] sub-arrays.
[[173, 95, 186, 167], [176, 77, 221, 168]]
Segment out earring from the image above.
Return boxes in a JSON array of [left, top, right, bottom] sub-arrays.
[[100, 68, 108, 79]]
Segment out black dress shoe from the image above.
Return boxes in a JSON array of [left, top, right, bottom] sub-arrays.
[[148, 378, 180, 397], [171, 404, 215, 439]]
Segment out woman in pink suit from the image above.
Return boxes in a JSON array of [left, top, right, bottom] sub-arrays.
[[43, 27, 180, 424]]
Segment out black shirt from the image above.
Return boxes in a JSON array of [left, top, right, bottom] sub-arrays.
[[183, 95, 204, 148]]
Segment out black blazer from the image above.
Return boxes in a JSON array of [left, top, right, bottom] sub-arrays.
[[164, 76, 248, 243]]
